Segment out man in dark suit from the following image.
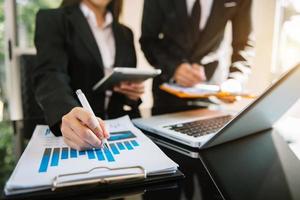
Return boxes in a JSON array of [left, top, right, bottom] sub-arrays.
[[140, 0, 253, 113], [33, 0, 144, 150]]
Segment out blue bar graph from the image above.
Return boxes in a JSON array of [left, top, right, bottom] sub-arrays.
[[124, 141, 134, 150], [95, 149, 105, 161], [39, 148, 51, 173], [50, 148, 60, 166], [108, 131, 136, 141], [38, 130, 141, 172], [109, 143, 120, 155], [131, 140, 139, 147], [104, 148, 115, 162], [45, 128, 51, 136], [70, 148, 77, 158], [87, 149, 96, 159], [61, 147, 68, 159], [117, 142, 125, 150]]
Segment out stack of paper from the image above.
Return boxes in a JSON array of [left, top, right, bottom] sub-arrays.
[[160, 83, 255, 99], [160, 83, 221, 98], [5, 116, 178, 195]]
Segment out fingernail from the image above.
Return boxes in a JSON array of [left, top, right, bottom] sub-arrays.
[[94, 127, 103, 139], [98, 140, 102, 147]]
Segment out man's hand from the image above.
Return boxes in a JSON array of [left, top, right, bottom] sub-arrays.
[[173, 63, 206, 87], [113, 81, 145, 101], [61, 107, 109, 151]]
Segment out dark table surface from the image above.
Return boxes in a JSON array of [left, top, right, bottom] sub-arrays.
[[2, 109, 300, 200]]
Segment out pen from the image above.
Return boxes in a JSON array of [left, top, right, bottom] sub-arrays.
[[76, 89, 109, 149]]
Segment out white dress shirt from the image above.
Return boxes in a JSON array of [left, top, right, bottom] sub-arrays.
[[185, 0, 247, 89], [80, 2, 115, 74], [186, 0, 214, 30], [80, 3, 116, 114]]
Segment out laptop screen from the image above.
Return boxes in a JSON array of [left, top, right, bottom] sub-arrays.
[[204, 64, 300, 148]]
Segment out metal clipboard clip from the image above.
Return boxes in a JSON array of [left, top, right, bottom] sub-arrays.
[[52, 166, 146, 191]]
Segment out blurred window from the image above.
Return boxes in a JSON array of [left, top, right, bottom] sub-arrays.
[[16, 0, 62, 48], [273, 0, 300, 74]]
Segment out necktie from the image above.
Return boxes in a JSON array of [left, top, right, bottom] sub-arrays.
[[190, 0, 201, 40]]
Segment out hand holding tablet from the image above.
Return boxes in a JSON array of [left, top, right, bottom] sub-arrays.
[[92, 67, 161, 91]]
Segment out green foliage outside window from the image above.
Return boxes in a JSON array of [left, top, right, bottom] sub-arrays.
[[0, 121, 14, 190], [17, 0, 62, 47], [0, 0, 4, 62], [0, 0, 5, 101]]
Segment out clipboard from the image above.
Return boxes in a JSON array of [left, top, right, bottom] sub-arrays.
[[93, 67, 161, 91], [160, 83, 256, 99], [3, 166, 184, 200], [4, 119, 181, 199], [52, 166, 147, 190]]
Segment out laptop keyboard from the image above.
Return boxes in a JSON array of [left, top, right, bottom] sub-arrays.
[[164, 115, 232, 137]]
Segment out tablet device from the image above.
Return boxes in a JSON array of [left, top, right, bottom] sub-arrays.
[[92, 67, 161, 91]]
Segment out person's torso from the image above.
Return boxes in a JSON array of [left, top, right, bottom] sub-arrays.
[[158, 0, 241, 61], [52, 5, 137, 116]]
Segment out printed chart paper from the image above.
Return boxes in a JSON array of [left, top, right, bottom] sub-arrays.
[[5, 116, 178, 195]]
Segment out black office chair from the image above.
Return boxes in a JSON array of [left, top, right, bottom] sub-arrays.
[[20, 54, 46, 139]]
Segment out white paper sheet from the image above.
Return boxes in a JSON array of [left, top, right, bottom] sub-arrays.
[[5, 116, 178, 195], [162, 83, 220, 95]]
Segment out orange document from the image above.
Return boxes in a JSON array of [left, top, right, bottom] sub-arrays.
[[160, 83, 255, 99]]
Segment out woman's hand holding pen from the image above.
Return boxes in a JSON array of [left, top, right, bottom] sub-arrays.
[[173, 63, 206, 87], [61, 107, 109, 151], [113, 81, 145, 101]]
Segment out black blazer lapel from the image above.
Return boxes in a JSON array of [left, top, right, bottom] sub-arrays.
[[199, 0, 226, 40], [66, 5, 104, 70], [174, 0, 192, 47], [191, 0, 226, 59], [174, 0, 189, 27], [112, 23, 124, 67]]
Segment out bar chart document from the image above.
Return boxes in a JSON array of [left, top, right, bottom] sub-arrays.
[[5, 116, 178, 195]]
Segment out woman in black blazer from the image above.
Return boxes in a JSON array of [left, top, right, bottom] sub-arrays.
[[33, 0, 144, 150]]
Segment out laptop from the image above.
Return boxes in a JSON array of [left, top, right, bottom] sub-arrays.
[[133, 64, 300, 149]]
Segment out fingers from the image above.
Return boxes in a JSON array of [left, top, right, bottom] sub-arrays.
[[175, 75, 195, 87], [70, 107, 103, 138], [185, 64, 206, 83], [113, 82, 145, 100], [174, 63, 206, 87], [192, 64, 206, 82], [61, 122, 95, 150], [180, 70, 200, 86], [67, 116, 102, 148], [64, 137, 81, 150], [120, 82, 145, 93], [184, 65, 202, 83], [61, 107, 110, 150], [114, 86, 141, 100], [97, 117, 110, 138]]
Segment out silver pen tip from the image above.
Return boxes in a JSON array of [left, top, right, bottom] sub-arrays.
[[103, 143, 109, 149]]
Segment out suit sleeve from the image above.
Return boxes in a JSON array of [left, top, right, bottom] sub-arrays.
[[229, 0, 254, 77], [109, 26, 141, 116], [139, 0, 183, 81], [124, 28, 142, 108], [33, 10, 80, 135], [128, 28, 137, 68]]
